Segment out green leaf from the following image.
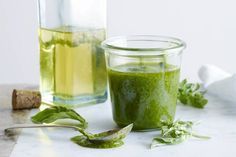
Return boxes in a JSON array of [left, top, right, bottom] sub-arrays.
[[31, 106, 88, 129], [71, 124, 133, 148], [151, 136, 187, 148], [178, 79, 208, 108], [151, 120, 210, 148]]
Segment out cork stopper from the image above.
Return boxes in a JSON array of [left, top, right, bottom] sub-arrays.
[[12, 89, 41, 110]]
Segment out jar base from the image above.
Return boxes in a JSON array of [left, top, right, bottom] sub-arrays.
[[41, 91, 107, 107], [115, 121, 162, 132]]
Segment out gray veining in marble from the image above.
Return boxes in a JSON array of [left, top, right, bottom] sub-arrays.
[[1, 84, 236, 157], [9, 94, 236, 157], [0, 84, 37, 157]]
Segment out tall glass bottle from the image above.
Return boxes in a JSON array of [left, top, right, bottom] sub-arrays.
[[37, 0, 107, 106]]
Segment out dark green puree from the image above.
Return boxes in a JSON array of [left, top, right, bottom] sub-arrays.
[[108, 62, 180, 130]]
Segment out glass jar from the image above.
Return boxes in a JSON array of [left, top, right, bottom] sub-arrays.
[[102, 35, 186, 130], [37, 0, 107, 106]]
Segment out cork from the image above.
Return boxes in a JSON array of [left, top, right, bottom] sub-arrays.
[[12, 89, 41, 110]]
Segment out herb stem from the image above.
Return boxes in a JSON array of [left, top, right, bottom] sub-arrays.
[[192, 133, 210, 139]]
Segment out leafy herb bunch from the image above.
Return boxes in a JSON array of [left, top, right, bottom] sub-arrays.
[[178, 79, 208, 108]]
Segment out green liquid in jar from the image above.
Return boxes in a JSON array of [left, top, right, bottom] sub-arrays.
[[108, 63, 180, 130], [39, 26, 107, 105]]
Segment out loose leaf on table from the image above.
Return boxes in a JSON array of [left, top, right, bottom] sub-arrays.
[[178, 79, 208, 108], [31, 106, 88, 129], [71, 124, 133, 149], [151, 120, 210, 148]]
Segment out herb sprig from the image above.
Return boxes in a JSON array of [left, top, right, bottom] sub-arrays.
[[151, 120, 210, 148], [178, 79, 208, 108]]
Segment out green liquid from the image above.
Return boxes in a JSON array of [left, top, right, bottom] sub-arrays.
[[108, 63, 180, 130], [39, 27, 107, 105]]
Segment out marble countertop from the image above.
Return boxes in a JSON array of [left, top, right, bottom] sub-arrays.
[[1, 85, 236, 157], [0, 84, 37, 157]]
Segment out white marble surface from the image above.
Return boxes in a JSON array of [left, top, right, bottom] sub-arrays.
[[8, 94, 236, 157], [0, 84, 37, 157]]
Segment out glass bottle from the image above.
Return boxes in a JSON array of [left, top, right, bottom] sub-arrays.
[[37, 0, 107, 106]]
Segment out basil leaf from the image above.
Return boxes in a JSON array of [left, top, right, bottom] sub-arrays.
[[151, 135, 188, 148], [178, 79, 208, 108], [31, 106, 87, 128], [151, 120, 209, 148]]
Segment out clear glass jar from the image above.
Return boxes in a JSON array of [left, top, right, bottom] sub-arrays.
[[37, 0, 107, 106], [102, 35, 186, 130]]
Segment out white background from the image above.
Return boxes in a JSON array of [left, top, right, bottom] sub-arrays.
[[0, 0, 235, 84]]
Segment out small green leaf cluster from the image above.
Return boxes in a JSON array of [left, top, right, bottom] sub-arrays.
[[178, 79, 208, 108], [151, 120, 210, 148]]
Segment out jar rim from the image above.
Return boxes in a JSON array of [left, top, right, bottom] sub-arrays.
[[101, 35, 186, 56]]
